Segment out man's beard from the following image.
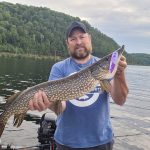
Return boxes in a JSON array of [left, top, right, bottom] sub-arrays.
[[70, 46, 92, 60]]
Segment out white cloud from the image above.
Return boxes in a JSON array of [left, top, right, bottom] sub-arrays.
[[1, 0, 150, 54]]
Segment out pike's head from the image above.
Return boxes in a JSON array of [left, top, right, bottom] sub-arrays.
[[106, 45, 124, 78], [90, 45, 124, 81], [90, 45, 124, 92]]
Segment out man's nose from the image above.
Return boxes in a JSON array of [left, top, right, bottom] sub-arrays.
[[76, 38, 82, 44]]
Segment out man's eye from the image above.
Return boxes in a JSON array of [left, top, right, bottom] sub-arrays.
[[80, 36, 85, 39], [70, 38, 75, 41]]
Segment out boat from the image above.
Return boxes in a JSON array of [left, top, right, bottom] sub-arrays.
[[0, 113, 57, 150]]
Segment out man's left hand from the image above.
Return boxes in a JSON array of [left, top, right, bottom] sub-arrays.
[[116, 55, 127, 76]]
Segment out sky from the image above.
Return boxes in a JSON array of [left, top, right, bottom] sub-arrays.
[[1, 0, 150, 54]]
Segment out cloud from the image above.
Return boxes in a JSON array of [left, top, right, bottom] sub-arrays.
[[2, 0, 150, 53]]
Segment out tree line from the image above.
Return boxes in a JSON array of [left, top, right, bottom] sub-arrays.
[[0, 2, 119, 56], [0, 2, 150, 65], [125, 53, 150, 66]]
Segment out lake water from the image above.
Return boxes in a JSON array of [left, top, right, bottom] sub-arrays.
[[0, 57, 150, 149]]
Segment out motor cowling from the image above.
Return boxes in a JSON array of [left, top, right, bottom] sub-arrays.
[[38, 113, 57, 150]]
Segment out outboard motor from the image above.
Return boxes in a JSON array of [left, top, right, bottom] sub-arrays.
[[38, 113, 57, 150]]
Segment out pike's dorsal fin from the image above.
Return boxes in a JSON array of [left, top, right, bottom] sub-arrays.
[[99, 80, 111, 92], [13, 113, 26, 127], [4, 92, 21, 109]]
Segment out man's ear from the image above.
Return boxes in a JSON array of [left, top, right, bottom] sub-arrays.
[[88, 34, 92, 41]]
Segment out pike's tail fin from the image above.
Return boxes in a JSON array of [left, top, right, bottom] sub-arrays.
[[0, 113, 7, 137]]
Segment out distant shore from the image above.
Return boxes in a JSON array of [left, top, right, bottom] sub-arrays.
[[1, 52, 150, 66], [0, 52, 61, 61]]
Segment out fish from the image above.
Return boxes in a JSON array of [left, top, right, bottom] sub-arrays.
[[0, 45, 124, 137]]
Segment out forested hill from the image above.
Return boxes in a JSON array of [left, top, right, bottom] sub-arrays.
[[0, 2, 119, 57], [126, 53, 150, 66], [0, 2, 150, 66]]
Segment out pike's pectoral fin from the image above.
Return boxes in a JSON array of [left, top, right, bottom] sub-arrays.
[[99, 80, 111, 93], [53, 101, 63, 116], [13, 113, 26, 127], [4, 92, 21, 110]]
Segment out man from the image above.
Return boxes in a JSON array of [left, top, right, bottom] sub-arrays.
[[29, 21, 129, 150]]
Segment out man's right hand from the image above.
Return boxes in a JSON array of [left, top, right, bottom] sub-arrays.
[[28, 90, 66, 114], [28, 90, 54, 111]]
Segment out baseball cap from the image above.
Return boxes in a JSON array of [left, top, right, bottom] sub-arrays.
[[66, 21, 87, 38]]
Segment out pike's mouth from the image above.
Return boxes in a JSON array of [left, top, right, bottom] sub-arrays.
[[109, 51, 119, 73]]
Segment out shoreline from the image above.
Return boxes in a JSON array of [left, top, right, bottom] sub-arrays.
[[0, 52, 61, 61], [0, 52, 150, 66]]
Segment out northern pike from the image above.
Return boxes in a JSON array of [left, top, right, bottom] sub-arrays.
[[0, 45, 124, 137]]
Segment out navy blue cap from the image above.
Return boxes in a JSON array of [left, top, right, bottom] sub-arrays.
[[66, 21, 87, 38]]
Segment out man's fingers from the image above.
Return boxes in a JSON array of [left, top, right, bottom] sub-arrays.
[[119, 55, 127, 69], [37, 91, 46, 111], [29, 90, 54, 111], [120, 55, 126, 61], [42, 91, 51, 106], [116, 55, 127, 76], [32, 92, 42, 111], [28, 100, 34, 110]]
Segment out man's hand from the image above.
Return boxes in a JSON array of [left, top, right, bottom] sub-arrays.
[[116, 55, 127, 77], [110, 55, 129, 105], [28, 90, 66, 114], [28, 90, 53, 111]]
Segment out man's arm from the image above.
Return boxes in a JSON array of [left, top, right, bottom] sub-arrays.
[[110, 55, 129, 105]]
